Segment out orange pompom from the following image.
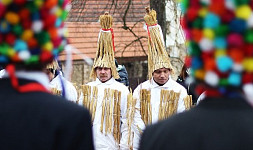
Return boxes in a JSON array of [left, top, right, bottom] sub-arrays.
[[27, 38, 38, 49], [45, 0, 58, 9], [192, 29, 203, 42], [48, 28, 58, 39], [229, 48, 244, 63], [204, 58, 216, 71]]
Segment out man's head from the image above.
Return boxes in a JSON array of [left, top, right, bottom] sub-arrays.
[[152, 67, 171, 85], [89, 13, 119, 80], [95, 67, 112, 83], [45, 59, 60, 81]]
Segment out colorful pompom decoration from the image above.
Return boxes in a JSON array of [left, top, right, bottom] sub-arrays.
[[181, 0, 253, 89], [0, 0, 69, 65]]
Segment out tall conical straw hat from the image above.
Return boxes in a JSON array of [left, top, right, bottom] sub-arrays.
[[144, 7, 173, 79], [90, 12, 119, 80]]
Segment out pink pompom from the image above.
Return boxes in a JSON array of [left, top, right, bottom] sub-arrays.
[[227, 33, 243, 47]]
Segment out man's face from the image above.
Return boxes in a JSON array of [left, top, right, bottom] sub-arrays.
[[152, 68, 171, 85], [96, 67, 112, 83]]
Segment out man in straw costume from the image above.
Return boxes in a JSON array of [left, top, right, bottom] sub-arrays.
[[79, 12, 144, 150], [139, 0, 253, 150], [133, 7, 189, 126], [0, 0, 94, 149], [46, 59, 78, 102]]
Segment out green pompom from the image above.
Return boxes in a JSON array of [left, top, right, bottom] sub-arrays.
[[235, 0, 251, 6], [25, 55, 39, 64], [61, 11, 68, 21], [219, 78, 228, 86], [0, 44, 9, 56], [12, 25, 23, 36], [244, 30, 253, 43], [192, 17, 203, 29], [189, 41, 201, 56], [35, 31, 50, 45], [215, 25, 229, 36]]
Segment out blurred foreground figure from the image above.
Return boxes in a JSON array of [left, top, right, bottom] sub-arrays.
[[139, 1, 253, 150], [46, 60, 78, 102], [0, 1, 94, 150]]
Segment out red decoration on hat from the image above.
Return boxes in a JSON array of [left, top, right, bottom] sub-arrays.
[[242, 73, 253, 84], [44, 15, 57, 29], [22, 19, 32, 29], [40, 50, 53, 62], [6, 33, 16, 46], [209, 0, 225, 15], [11, 53, 21, 62], [45, 0, 58, 9], [244, 44, 253, 56], [192, 29, 203, 42], [19, 9, 30, 21], [27, 38, 38, 49], [14, 0, 26, 5], [186, 7, 199, 22], [228, 48, 244, 63]]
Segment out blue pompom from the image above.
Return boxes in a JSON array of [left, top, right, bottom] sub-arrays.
[[55, 18, 62, 27], [14, 40, 28, 51], [32, 12, 40, 20], [204, 13, 221, 29], [191, 57, 203, 69], [216, 56, 233, 72], [0, 55, 8, 63], [229, 19, 247, 33], [214, 37, 227, 49], [228, 72, 241, 86], [0, 20, 11, 33]]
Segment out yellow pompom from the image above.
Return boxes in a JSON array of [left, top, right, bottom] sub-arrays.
[[195, 69, 206, 80], [198, 8, 208, 17], [236, 5, 252, 20], [34, 0, 44, 8], [243, 58, 253, 72], [7, 48, 15, 57], [55, 8, 63, 17], [43, 42, 53, 51], [22, 30, 34, 41], [1, 0, 12, 5], [5, 12, 19, 25], [203, 28, 215, 39], [215, 49, 226, 57]]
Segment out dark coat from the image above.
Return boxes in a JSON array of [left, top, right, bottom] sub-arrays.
[[0, 78, 94, 150], [139, 96, 253, 150]]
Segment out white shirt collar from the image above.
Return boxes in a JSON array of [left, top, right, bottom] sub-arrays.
[[3, 70, 50, 89], [95, 77, 116, 85], [150, 77, 171, 88]]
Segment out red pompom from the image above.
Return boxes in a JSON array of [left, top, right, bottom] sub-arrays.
[[40, 51, 53, 62], [244, 44, 253, 56], [184, 56, 192, 68], [5, 33, 16, 46], [228, 48, 244, 63], [43, 15, 57, 29], [242, 73, 253, 84], [22, 19, 32, 29], [209, 0, 225, 15], [14, 0, 26, 5], [19, 9, 30, 21], [221, 9, 235, 23], [186, 7, 199, 22]]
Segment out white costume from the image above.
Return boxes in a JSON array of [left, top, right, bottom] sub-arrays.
[[49, 73, 78, 102], [79, 77, 144, 150], [133, 77, 187, 124]]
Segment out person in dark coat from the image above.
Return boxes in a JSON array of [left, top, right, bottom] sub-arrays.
[[139, 1, 253, 150], [0, 1, 94, 150]]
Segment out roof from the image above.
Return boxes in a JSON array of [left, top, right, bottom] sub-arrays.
[[59, 0, 149, 60]]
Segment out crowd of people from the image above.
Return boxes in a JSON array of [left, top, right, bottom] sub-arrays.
[[1, 0, 253, 150]]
